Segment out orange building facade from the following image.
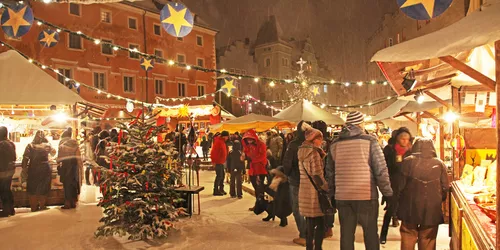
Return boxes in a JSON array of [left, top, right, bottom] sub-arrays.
[[1, 1, 218, 109]]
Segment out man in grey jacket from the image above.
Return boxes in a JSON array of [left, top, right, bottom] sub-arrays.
[[327, 111, 393, 250]]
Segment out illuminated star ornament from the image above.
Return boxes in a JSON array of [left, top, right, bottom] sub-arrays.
[[38, 30, 59, 48], [397, 0, 453, 20], [160, 2, 194, 38], [221, 78, 236, 96], [311, 86, 320, 96], [178, 104, 190, 118], [1, 5, 34, 38], [140, 58, 155, 71]]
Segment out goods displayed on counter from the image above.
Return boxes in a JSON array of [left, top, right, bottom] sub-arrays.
[[461, 160, 497, 222]]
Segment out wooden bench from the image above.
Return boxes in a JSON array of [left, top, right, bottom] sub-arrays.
[[175, 186, 204, 217]]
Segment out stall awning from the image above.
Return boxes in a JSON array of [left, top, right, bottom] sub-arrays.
[[371, 0, 500, 62], [0, 50, 85, 105], [371, 100, 409, 122], [210, 113, 294, 133], [274, 100, 345, 125]]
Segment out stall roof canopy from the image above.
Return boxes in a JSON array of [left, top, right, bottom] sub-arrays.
[[371, 100, 409, 121], [0, 50, 84, 105], [371, 0, 500, 62], [210, 113, 293, 133], [274, 100, 345, 125]]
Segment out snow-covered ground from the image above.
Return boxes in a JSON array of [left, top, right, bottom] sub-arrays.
[[0, 171, 450, 250]]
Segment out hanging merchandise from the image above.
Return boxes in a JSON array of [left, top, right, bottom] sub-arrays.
[[140, 58, 154, 71], [38, 29, 59, 47], [220, 78, 236, 96], [475, 92, 487, 113], [209, 103, 221, 125], [160, 2, 194, 38], [126, 101, 134, 113], [1, 4, 34, 38], [397, 0, 453, 20]]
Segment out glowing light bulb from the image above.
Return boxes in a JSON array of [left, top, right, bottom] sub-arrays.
[[269, 81, 275, 87], [357, 81, 363, 86], [56, 29, 61, 33], [94, 39, 101, 45], [220, 69, 227, 73], [254, 78, 259, 82], [387, 96, 391, 100], [37, 21, 42, 26], [113, 46, 119, 51], [186, 65, 191, 70], [371, 80, 376, 84], [76, 31, 82, 35], [345, 82, 350, 87], [330, 80, 335, 84], [383, 81, 388, 86], [75, 82, 80, 87], [168, 60, 175, 65], [65, 78, 70, 82], [97, 90, 102, 94], [41, 65, 47, 69], [28, 59, 33, 63]]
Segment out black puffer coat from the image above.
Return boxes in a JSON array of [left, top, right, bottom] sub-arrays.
[[283, 121, 307, 187], [396, 138, 449, 226]]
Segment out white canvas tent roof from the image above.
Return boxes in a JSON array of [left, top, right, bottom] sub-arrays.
[[274, 100, 345, 125], [210, 113, 293, 133], [371, 0, 500, 62], [0, 50, 84, 105]]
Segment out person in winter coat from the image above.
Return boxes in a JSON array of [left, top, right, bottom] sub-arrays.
[[22, 130, 56, 212], [95, 130, 110, 169], [211, 131, 229, 196], [380, 127, 413, 244], [242, 129, 268, 204], [298, 126, 328, 250], [267, 129, 283, 169], [0, 126, 16, 217], [227, 140, 245, 199], [312, 120, 335, 239], [396, 138, 449, 250], [327, 111, 392, 250], [86, 126, 101, 185], [259, 166, 292, 227], [201, 136, 210, 161], [57, 128, 83, 209], [283, 121, 308, 246], [109, 129, 118, 143]]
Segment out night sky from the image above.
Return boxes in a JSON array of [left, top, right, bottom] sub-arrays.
[[183, 0, 398, 81]]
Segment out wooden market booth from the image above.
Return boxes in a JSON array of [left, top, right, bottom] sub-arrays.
[[0, 50, 85, 207], [372, 1, 500, 248]]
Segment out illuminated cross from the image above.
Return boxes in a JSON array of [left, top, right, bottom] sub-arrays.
[[296, 57, 307, 75]]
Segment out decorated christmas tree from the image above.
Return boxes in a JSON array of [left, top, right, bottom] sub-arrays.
[[94, 111, 184, 240]]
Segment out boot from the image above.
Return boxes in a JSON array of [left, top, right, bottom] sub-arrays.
[[71, 199, 77, 209], [61, 200, 72, 209], [262, 214, 275, 222], [38, 195, 47, 210], [279, 217, 288, 227], [324, 227, 333, 238], [293, 238, 306, 247], [392, 217, 400, 227], [213, 190, 223, 196], [29, 196, 38, 212]]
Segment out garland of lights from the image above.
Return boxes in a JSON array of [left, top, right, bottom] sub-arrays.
[[155, 91, 220, 102], [0, 4, 392, 88]]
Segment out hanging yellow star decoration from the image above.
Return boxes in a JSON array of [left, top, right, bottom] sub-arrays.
[[311, 86, 320, 96], [39, 30, 59, 47], [140, 58, 155, 71], [160, 3, 194, 38], [221, 79, 236, 96], [1, 5, 33, 38], [400, 0, 435, 18], [178, 104, 190, 118]]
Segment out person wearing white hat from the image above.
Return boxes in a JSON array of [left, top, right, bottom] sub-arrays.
[[326, 111, 393, 250]]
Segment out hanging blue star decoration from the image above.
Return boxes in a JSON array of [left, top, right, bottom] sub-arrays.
[[1, 4, 34, 38], [140, 58, 155, 71], [38, 30, 59, 48], [160, 2, 194, 38], [397, 0, 453, 20]]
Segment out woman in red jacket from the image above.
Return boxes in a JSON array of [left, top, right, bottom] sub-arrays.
[[242, 129, 268, 204], [211, 131, 229, 196]]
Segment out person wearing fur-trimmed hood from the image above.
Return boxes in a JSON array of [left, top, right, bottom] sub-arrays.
[[259, 166, 292, 227]]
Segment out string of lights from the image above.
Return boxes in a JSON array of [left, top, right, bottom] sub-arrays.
[[263, 95, 397, 109], [0, 3, 391, 88], [155, 90, 220, 102]]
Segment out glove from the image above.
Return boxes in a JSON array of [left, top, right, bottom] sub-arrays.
[[382, 196, 393, 211]]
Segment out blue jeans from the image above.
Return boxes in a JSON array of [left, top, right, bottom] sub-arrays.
[[289, 184, 306, 238]]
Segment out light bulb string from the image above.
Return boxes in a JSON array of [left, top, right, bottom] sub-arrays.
[[0, 3, 391, 88]]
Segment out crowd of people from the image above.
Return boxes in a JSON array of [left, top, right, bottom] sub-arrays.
[[209, 111, 450, 250]]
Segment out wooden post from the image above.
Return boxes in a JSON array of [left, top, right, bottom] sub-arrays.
[[451, 87, 461, 180], [416, 112, 422, 136], [494, 40, 500, 250], [439, 107, 445, 160]]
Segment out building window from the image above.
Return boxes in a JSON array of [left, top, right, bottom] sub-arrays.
[[197, 85, 205, 96], [196, 35, 203, 46], [128, 17, 137, 30], [282, 58, 289, 66], [197, 58, 204, 67], [101, 10, 111, 23], [388, 38, 394, 47], [177, 37, 183, 42], [123, 76, 135, 93], [129, 44, 139, 59], [153, 24, 161, 36], [323, 85, 328, 93], [265, 58, 271, 67], [235, 69, 241, 74], [57, 68, 72, 85], [155, 79, 164, 95], [93, 72, 106, 90], [69, 3, 81, 16], [397, 33, 401, 44], [242, 70, 247, 75], [101, 39, 113, 55], [154, 49, 163, 62], [68, 33, 82, 49], [178, 82, 186, 97], [229, 68, 235, 73], [177, 54, 185, 63]]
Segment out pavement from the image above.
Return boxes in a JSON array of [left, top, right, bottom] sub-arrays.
[[0, 171, 451, 250]]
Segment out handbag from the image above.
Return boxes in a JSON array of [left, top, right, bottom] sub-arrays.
[[302, 164, 334, 215]]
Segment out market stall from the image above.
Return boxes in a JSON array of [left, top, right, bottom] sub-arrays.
[[372, 0, 500, 248], [0, 50, 85, 207], [210, 113, 294, 133], [273, 99, 345, 125]]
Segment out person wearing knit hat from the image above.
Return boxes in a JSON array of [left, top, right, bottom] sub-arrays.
[[298, 125, 328, 250], [327, 111, 392, 250]]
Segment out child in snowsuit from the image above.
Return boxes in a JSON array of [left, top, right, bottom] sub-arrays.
[[227, 140, 245, 198]]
